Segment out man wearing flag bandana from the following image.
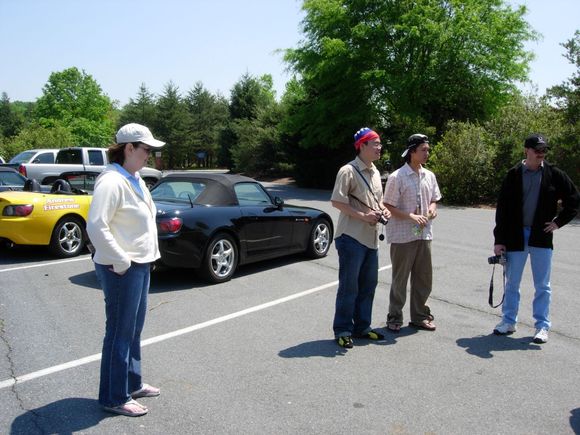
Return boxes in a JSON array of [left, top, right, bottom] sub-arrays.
[[330, 127, 391, 349]]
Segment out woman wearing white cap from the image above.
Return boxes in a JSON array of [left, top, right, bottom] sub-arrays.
[[87, 123, 165, 417]]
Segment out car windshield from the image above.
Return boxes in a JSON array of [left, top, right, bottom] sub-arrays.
[[0, 171, 25, 186], [63, 173, 98, 193], [9, 151, 36, 164]]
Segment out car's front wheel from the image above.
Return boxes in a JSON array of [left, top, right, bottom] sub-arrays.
[[49, 216, 86, 258], [199, 233, 238, 283], [306, 219, 332, 258]]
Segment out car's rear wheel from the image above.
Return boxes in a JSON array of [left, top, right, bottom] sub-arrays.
[[306, 219, 332, 258], [200, 233, 238, 283], [49, 216, 85, 258]]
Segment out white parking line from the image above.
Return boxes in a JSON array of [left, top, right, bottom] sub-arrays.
[[0, 256, 90, 273], [0, 265, 392, 390]]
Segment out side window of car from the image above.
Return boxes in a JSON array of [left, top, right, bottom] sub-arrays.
[[36, 152, 55, 163], [57, 149, 82, 164], [152, 182, 177, 199], [87, 150, 105, 166], [234, 183, 272, 206], [152, 181, 206, 202]]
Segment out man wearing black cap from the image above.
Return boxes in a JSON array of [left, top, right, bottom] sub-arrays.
[[493, 134, 579, 343], [382, 134, 441, 333]]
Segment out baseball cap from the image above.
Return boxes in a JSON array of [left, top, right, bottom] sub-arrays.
[[524, 134, 549, 150], [116, 123, 165, 148], [401, 133, 429, 157]]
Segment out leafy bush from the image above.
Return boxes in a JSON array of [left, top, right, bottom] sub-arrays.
[[430, 121, 496, 205], [1, 124, 75, 160]]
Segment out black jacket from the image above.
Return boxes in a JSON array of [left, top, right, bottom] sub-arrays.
[[494, 161, 579, 250]]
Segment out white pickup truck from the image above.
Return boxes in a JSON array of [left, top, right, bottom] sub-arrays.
[[17, 147, 162, 188]]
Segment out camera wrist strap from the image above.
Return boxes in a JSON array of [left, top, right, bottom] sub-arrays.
[[488, 264, 506, 308]]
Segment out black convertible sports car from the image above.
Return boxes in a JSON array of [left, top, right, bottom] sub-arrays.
[[151, 172, 334, 283]]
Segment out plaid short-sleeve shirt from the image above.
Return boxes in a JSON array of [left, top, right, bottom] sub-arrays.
[[383, 163, 441, 243]]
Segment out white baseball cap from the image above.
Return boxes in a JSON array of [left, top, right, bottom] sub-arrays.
[[115, 123, 165, 148]]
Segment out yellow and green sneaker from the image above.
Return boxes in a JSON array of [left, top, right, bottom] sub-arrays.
[[337, 336, 354, 348]]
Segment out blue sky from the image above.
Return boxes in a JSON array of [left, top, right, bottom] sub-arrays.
[[0, 0, 578, 106]]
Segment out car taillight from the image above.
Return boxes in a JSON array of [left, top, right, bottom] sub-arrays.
[[18, 165, 27, 177], [3, 204, 34, 216], [158, 217, 182, 234]]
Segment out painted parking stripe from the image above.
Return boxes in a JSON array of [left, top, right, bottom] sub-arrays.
[[0, 265, 392, 390], [0, 256, 90, 273]]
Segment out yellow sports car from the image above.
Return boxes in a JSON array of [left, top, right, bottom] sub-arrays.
[[0, 173, 96, 257]]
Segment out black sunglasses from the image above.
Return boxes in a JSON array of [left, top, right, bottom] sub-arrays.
[[135, 143, 153, 154]]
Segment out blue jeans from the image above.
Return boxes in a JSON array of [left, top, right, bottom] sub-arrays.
[[333, 234, 378, 338], [95, 262, 151, 407], [503, 227, 553, 330]]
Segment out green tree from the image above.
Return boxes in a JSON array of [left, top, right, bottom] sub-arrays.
[[185, 82, 229, 167], [119, 83, 158, 128], [154, 82, 190, 169], [547, 30, 580, 185], [1, 124, 75, 160], [485, 93, 567, 183], [230, 104, 284, 175], [430, 94, 569, 204], [0, 93, 24, 138], [35, 67, 115, 147], [220, 74, 281, 173], [429, 121, 496, 204], [229, 73, 276, 120], [284, 0, 536, 187], [548, 30, 580, 125]]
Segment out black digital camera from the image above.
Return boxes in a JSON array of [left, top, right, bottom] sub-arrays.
[[488, 253, 506, 265], [378, 215, 389, 225]]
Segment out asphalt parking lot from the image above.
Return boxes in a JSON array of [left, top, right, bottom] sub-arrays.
[[1, 182, 579, 434]]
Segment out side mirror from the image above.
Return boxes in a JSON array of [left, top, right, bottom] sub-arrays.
[[274, 196, 284, 208]]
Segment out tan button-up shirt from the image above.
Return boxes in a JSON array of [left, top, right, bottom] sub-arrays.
[[331, 156, 384, 249]]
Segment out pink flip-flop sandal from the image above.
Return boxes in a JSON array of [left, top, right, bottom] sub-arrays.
[[103, 399, 148, 417], [131, 383, 161, 399]]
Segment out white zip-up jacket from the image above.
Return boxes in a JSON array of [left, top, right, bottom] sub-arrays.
[[87, 165, 160, 273]]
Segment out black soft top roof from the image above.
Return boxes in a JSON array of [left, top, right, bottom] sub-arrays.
[[161, 172, 256, 187], [157, 172, 261, 206]]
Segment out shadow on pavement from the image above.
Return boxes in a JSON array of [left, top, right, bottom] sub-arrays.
[[10, 397, 107, 435], [278, 339, 349, 358], [570, 408, 580, 434], [278, 328, 419, 358], [456, 334, 542, 358], [68, 270, 101, 289]]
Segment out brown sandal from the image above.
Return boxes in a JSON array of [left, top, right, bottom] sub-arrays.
[[409, 320, 436, 331], [387, 323, 401, 333]]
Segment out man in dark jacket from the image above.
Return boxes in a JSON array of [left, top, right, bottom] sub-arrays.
[[492, 134, 579, 343]]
